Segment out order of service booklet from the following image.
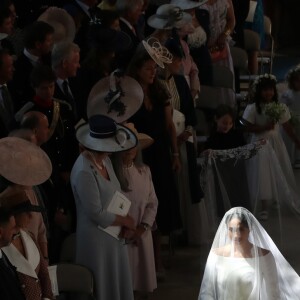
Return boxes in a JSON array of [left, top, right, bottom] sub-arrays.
[[98, 191, 131, 240]]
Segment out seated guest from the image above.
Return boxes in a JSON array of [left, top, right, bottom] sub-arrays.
[[9, 21, 54, 110], [0, 206, 25, 300]]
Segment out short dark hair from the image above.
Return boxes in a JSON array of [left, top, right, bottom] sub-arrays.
[[24, 21, 54, 49], [0, 207, 13, 226], [30, 65, 56, 88], [215, 104, 236, 121]]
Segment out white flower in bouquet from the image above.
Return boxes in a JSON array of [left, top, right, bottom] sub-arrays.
[[263, 102, 286, 123]]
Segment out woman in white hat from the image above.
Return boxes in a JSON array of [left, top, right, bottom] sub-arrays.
[[111, 124, 158, 299], [127, 39, 182, 276], [71, 114, 138, 300]]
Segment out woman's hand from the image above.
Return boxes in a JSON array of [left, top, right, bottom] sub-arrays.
[[122, 215, 135, 230], [177, 131, 192, 145]]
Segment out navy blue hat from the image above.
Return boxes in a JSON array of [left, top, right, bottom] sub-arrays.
[[76, 115, 138, 152]]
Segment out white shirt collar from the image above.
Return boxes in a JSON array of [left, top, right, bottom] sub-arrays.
[[56, 78, 68, 92], [23, 48, 39, 66], [76, 0, 91, 17]]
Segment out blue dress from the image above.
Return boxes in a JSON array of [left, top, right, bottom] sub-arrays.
[[71, 154, 134, 300]]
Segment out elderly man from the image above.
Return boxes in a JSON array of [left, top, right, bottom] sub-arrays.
[[52, 41, 80, 122], [0, 49, 15, 137], [115, 0, 144, 69], [0, 207, 25, 300]]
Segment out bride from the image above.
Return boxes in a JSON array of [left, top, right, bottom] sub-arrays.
[[199, 207, 300, 299]]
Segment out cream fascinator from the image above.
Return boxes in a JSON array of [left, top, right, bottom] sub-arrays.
[[142, 37, 173, 68]]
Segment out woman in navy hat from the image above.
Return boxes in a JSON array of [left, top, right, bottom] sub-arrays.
[[71, 114, 138, 300]]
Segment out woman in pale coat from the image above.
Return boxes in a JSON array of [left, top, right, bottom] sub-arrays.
[[71, 114, 138, 300]]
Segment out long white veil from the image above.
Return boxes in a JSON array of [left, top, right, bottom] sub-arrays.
[[199, 207, 300, 300], [199, 140, 300, 236]]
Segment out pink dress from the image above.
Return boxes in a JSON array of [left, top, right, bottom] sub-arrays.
[[123, 164, 158, 292]]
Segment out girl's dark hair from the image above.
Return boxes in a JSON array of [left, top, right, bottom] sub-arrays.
[[127, 44, 170, 106], [215, 104, 235, 120], [251, 77, 278, 114]]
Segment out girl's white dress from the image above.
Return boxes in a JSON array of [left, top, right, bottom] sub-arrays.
[[242, 103, 296, 200]]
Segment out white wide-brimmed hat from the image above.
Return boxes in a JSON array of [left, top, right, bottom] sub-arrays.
[[87, 71, 143, 123], [0, 137, 52, 186], [76, 115, 138, 153], [142, 38, 173, 68], [38, 7, 76, 42], [147, 4, 192, 30], [125, 123, 154, 150], [170, 0, 208, 10]]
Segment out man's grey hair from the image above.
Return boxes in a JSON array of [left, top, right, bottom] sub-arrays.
[[51, 41, 80, 70], [115, 0, 143, 16]]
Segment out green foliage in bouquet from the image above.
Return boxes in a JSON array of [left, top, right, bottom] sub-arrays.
[[263, 102, 286, 123]]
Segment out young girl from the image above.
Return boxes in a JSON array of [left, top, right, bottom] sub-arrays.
[[280, 65, 300, 167], [205, 104, 246, 150], [242, 74, 300, 219], [203, 105, 249, 217], [111, 124, 158, 300]]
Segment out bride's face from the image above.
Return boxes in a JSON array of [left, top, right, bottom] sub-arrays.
[[228, 218, 249, 245]]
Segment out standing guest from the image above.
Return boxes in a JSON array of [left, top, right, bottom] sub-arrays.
[[0, 49, 16, 137], [51, 41, 81, 122], [0, 137, 52, 260], [64, 0, 100, 61], [202, 0, 236, 106], [127, 40, 181, 277], [0, 207, 25, 300], [1, 187, 54, 300], [9, 21, 54, 111], [112, 124, 158, 299], [77, 25, 131, 120], [20, 111, 50, 147], [71, 114, 137, 300], [115, 0, 144, 69]]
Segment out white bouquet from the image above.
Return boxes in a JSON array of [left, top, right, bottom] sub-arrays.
[[263, 102, 286, 123]]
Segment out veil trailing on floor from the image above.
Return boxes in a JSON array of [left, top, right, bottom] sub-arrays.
[[199, 140, 300, 234], [199, 207, 300, 300]]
